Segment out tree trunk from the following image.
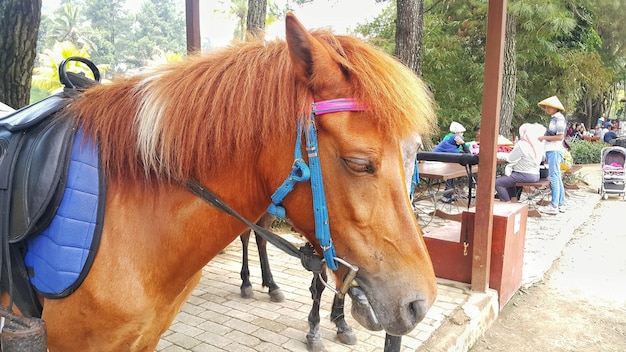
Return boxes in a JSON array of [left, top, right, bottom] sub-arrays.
[[246, 0, 267, 39], [395, 0, 424, 76], [0, 0, 42, 109], [499, 13, 516, 137]]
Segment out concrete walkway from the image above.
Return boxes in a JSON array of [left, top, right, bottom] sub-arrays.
[[156, 165, 601, 352]]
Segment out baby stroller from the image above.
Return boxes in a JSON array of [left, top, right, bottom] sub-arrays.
[[598, 146, 626, 200]]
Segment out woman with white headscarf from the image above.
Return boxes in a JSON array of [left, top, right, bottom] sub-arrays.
[[495, 123, 546, 202]]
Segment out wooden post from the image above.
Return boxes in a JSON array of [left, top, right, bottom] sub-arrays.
[[384, 334, 402, 352], [472, 0, 507, 292], [185, 0, 201, 54]]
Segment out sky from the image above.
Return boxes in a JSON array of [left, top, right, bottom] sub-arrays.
[[41, 0, 387, 49]]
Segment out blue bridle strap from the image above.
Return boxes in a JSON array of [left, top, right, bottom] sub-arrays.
[[269, 98, 366, 271], [268, 124, 310, 219], [304, 113, 337, 269]]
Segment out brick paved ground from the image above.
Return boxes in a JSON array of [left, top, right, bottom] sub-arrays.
[[155, 231, 474, 352]]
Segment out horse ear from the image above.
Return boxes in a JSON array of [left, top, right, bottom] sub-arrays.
[[285, 13, 340, 85]]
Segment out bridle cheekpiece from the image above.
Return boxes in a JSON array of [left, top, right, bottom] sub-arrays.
[[268, 98, 367, 271]]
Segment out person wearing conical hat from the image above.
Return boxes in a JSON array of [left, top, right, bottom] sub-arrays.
[[537, 95, 567, 215]]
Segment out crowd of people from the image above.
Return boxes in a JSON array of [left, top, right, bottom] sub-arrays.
[[430, 95, 623, 216], [567, 117, 621, 144]]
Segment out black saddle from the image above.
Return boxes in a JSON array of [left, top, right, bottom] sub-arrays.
[[0, 57, 100, 243], [0, 95, 75, 243], [0, 57, 100, 318]]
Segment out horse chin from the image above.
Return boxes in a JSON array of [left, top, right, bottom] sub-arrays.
[[348, 286, 383, 331]]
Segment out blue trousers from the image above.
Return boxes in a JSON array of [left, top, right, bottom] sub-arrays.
[[545, 150, 566, 207]]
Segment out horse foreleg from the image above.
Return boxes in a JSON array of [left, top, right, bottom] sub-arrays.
[[330, 294, 357, 345], [239, 231, 254, 298], [305, 271, 326, 352], [254, 233, 284, 302]]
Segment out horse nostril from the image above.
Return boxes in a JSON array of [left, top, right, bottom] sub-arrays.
[[409, 299, 428, 323]]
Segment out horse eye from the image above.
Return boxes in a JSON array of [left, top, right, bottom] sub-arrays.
[[344, 158, 375, 174]]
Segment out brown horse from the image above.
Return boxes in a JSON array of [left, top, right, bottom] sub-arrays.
[[10, 13, 438, 351]]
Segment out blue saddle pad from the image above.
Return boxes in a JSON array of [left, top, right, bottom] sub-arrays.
[[24, 128, 104, 298]]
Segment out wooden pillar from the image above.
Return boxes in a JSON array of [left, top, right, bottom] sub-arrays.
[[185, 0, 201, 54], [471, 0, 507, 292]]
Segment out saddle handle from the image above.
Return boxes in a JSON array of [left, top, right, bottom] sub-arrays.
[[58, 57, 101, 89]]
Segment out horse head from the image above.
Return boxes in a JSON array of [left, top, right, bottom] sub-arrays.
[[267, 14, 438, 336]]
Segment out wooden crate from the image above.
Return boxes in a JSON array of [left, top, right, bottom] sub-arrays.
[[423, 202, 528, 309]]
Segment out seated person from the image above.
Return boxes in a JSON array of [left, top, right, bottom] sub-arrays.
[[433, 121, 468, 202], [569, 123, 582, 141], [473, 125, 481, 143], [495, 123, 546, 202], [603, 124, 617, 144], [590, 124, 601, 137], [0, 101, 14, 118], [433, 121, 468, 153], [466, 125, 481, 154], [566, 123, 575, 138]]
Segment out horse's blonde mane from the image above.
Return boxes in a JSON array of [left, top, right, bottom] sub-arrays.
[[68, 30, 436, 182]]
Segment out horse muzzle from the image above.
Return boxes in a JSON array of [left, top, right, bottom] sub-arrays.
[[348, 286, 383, 331], [317, 257, 383, 331], [318, 257, 430, 334]]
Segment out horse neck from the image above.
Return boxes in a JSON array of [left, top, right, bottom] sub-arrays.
[[104, 174, 270, 285]]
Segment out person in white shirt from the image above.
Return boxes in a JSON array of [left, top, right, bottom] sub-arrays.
[[0, 101, 14, 118], [495, 123, 546, 202], [537, 96, 567, 215]]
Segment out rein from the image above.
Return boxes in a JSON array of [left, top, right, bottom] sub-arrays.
[[186, 98, 366, 290], [185, 182, 324, 272]]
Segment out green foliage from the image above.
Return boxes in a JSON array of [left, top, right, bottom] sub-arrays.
[[81, 0, 128, 69], [29, 87, 49, 104], [355, 0, 487, 142], [420, 1, 488, 142], [511, 0, 580, 122], [352, 0, 625, 146], [132, 0, 186, 63], [353, 4, 396, 54], [47, 3, 96, 50], [568, 139, 606, 164], [30, 0, 626, 142], [38, 0, 186, 76]]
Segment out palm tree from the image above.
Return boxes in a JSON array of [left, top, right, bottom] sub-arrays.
[[49, 3, 96, 51]]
